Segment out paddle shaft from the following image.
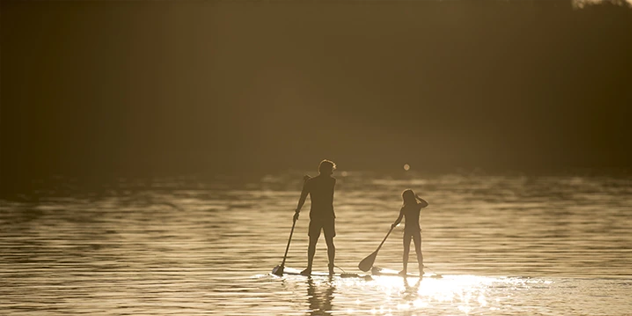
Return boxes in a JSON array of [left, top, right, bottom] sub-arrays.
[[375, 225, 394, 252], [279, 218, 296, 268], [278, 176, 309, 272]]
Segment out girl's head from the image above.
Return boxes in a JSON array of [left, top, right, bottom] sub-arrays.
[[402, 189, 416, 206]]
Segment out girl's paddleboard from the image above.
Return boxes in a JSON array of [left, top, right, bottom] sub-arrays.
[[371, 266, 442, 278]]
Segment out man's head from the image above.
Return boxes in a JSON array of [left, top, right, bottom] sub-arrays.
[[318, 159, 336, 175]]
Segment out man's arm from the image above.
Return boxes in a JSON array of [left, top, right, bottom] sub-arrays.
[[293, 175, 311, 221]]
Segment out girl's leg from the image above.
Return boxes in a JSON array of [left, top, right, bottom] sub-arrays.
[[402, 233, 412, 275], [412, 233, 423, 274]]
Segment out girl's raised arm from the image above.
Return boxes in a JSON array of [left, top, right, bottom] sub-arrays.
[[416, 194, 429, 208]]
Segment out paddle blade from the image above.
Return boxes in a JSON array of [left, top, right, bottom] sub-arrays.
[[358, 251, 378, 272], [272, 264, 284, 276]]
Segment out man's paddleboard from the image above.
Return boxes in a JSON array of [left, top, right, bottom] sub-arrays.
[[272, 265, 372, 280], [371, 266, 442, 278]]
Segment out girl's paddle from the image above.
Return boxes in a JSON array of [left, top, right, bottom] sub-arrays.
[[358, 225, 395, 272]]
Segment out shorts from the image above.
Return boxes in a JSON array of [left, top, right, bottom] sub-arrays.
[[308, 217, 336, 239]]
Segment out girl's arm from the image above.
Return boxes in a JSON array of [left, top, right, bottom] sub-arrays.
[[391, 208, 404, 228], [416, 194, 429, 208]]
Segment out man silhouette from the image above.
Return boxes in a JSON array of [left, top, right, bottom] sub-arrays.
[[294, 159, 337, 275]]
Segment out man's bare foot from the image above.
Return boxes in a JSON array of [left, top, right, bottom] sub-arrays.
[[300, 268, 312, 276]]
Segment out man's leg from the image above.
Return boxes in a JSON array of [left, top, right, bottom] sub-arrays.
[[325, 235, 335, 274], [324, 218, 336, 275], [305, 236, 317, 273], [302, 221, 320, 275]]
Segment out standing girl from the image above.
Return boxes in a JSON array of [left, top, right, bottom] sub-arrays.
[[391, 189, 428, 276]]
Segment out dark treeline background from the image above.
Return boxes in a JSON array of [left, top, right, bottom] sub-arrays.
[[2, 0, 631, 194]]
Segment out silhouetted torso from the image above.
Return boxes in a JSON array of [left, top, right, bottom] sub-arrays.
[[402, 203, 422, 233], [305, 175, 336, 220]]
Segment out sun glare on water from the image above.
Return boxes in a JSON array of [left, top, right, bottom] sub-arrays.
[[336, 275, 549, 315]]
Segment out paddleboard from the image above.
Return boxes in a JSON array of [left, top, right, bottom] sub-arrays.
[[371, 266, 442, 279], [272, 265, 372, 280]]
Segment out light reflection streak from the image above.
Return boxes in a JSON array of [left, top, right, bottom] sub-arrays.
[[271, 273, 547, 315], [360, 275, 542, 315]]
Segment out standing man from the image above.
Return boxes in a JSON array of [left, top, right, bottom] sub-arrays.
[[294, 159, 337, 275]]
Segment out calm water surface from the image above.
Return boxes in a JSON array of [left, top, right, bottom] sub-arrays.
[[1, 172, 631, 315]]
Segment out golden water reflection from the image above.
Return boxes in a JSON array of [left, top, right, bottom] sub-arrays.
[[2, 173, 630, 315], [307, 277, 335, 316], [337, 275, 551, 315]]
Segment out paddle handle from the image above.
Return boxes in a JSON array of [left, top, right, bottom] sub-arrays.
[[375, 225, 394, 252], [279, 218, 296, 268]]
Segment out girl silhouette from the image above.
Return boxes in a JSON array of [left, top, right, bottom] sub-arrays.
[[391, 189, 428, 276]]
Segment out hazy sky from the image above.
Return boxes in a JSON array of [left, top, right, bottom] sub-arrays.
[[2, 0, 631, 185]]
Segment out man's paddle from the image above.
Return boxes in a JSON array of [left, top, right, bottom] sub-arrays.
[[358, 225, 395, 272], [273, 175, 310, 276], [272, 217, 297, 276]]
